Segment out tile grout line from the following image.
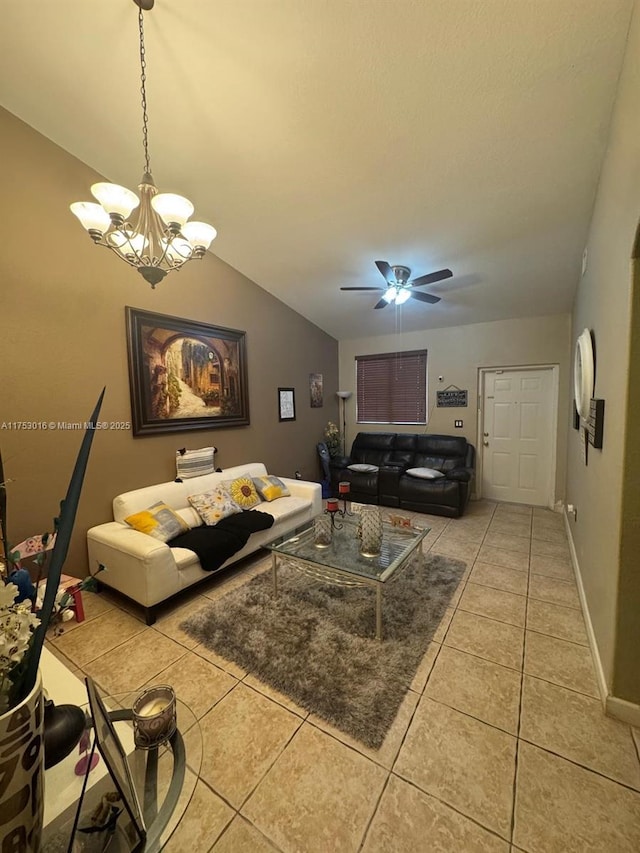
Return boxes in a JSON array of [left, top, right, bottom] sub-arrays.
[[509, 507, 533, 846], [356, 771, 392, 852], [390, 769, 514, 846]]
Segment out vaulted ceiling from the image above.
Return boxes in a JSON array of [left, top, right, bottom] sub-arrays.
[[0, 0, 634, 340]]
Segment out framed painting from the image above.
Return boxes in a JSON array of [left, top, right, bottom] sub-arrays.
[[309, 373, 323, 408], [278, 388, 296, 422], [126, 307, 250, 436]]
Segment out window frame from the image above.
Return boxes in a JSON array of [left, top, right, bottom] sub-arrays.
[[355, 350, 428, 425]]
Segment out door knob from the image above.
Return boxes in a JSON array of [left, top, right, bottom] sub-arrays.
[[483, 432, 489, 437], [483, 440, 489, 446]]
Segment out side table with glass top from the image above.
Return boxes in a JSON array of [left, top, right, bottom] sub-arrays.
[[265, 514, 429, 640], [41, 650, 202, 852]]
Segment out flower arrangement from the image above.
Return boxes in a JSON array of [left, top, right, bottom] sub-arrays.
[[324, 421, 341, 458], [0, 388, 105, 714], [0, 582, 39, 713]]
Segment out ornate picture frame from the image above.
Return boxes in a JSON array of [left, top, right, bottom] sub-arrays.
[[278, 388, 296, 422], [126, 307, 250, 436]]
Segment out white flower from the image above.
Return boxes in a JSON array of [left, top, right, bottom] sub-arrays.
[[0, 586, 39, 688], [0, 582, 19, 609]]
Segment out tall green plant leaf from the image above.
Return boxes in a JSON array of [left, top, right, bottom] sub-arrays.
[[19, 388, 106, 703]]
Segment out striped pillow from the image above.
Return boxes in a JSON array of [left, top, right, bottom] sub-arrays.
[[175, 446, 217, 481]]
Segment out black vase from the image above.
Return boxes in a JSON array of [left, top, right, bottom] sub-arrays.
[[43, 699, 86, 769]]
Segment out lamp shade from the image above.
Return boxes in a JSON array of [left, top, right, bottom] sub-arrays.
[[91, 183, 139, 219], [383, 287, 397, 303], [395, 288, 411, 305], [336, 391, 352, 399], [182, 221, 217, 250], [70, 202, 111, 234], [151, 193, 194, 227]]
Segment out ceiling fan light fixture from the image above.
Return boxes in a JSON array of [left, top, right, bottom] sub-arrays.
[[395, 288, 411, 305], [383, 286, 397, 303], [70, 1, 216, 288]]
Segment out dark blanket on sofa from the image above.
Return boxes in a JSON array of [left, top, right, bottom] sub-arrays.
[[167, 510, 274, 572]]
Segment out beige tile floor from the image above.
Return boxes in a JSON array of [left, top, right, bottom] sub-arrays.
[[46, 500, 640, 852]]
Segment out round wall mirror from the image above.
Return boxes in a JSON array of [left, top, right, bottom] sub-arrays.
[[574, 328, 594, 420]]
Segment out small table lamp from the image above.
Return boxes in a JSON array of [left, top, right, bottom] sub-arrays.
[[336, 390, 353, 456]]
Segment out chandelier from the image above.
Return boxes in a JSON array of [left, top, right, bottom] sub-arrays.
[[70, 0, 216, 288]]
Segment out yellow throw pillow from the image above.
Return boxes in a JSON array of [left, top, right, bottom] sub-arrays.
[[124, 501, 189, 542], [251, 475, 291, 502], [224, 476, 262, 510]]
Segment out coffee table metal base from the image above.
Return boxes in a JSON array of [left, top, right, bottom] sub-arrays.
[[271, 550, 423, 641]]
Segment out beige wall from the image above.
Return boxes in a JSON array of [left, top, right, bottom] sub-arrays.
[[0, 108, 338, 576], [339, 314, 572, 502], [568, 3, 640, 703]]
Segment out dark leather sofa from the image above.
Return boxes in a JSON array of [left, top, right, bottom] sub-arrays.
[[329, 432, 475, 518]]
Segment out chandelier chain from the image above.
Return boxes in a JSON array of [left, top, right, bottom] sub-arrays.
[[138, 6, 151, 175]]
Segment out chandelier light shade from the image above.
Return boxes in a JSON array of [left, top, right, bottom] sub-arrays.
[[70, 0, 217, 288]]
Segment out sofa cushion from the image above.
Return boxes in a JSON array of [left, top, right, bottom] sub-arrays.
[[188, 486, 242, 525], [348, 463, 379, 473], [406, 467, 445, 480], [176, 507, 203, 529], [224, 476, 261, 509], [124, 501, 189, 543], [252, 475, 291, 502], [265, 496, 314, 524]]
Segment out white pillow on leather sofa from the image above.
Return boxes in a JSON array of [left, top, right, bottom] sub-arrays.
[[406, 467, 445, 479]]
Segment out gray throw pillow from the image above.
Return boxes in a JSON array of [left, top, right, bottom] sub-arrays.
[[347, 463, 379, 473]]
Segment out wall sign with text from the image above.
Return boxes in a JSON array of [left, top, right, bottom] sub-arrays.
[[436, 389, 468, 408]]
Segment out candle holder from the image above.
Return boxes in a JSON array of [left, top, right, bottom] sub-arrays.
[[324, 498, 343, 530], [132, 685, 177, 749], [336, 482, 354, 517]]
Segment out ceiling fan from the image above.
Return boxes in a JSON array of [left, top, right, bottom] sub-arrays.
[[341, 261, 453, 309]]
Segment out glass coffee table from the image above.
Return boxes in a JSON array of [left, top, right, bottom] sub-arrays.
[[266, 514, 429, 640]]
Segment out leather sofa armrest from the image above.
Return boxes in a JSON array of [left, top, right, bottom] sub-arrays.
[[446, 467, 472, 483], [329, 456, 351, 469]]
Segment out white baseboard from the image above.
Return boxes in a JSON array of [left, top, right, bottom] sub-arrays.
[[563, 510, 640, 727], [606, 695, 640, 728], [563, 510, 609, 706]]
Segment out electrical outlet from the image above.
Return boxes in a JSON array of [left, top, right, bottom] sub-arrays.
[[454, 420, 463, 428]]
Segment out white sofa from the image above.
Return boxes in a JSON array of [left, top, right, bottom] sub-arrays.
[[86, 462, 322, 624]]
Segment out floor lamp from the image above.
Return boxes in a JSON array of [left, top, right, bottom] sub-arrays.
[[336, 391, 352, 456]]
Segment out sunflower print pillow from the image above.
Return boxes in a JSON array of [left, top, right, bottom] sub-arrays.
[[224, 476, 262, 510]]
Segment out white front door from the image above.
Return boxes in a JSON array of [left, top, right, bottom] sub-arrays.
[[481, 367, 556, 506]]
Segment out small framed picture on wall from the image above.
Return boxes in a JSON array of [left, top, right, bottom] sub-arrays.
[[278, 388, 296, 421]]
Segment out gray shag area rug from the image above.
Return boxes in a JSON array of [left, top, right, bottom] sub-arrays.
[[180, 553, 465, 749]]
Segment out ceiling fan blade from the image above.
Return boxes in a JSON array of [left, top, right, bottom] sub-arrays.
[[410, 268, 453, 288], [375, 260, 395, 284], [374, 297, 389, 309], [340, 287, 384, 291], [410, 290, 441, 304]]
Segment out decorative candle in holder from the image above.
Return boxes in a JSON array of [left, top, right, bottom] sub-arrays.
[[132, 685, 176, 749], [337, 481, 355, 517], [325, 498, 343, 530], [314, 515, 332, 548]]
